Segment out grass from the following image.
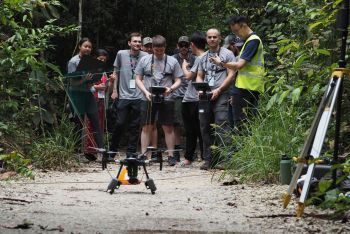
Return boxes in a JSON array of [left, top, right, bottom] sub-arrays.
[[217, 104, 308, 183], [30, 115, 80, 170]]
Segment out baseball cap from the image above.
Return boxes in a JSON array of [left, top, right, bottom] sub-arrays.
[[223, 34, 244, 48], [178, 36, 189, 43], [142, 37, 152, 46]]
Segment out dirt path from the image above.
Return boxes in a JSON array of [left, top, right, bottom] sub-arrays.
[[0, 161, 349, 233]]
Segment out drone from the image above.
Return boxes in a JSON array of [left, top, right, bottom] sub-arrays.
[[90, 146, 179, 195]]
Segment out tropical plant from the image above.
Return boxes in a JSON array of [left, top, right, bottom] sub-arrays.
[[29, 115, 80, 170], [0, 0, 76, 154], [215, 97, 307, 183], [0, 151, 34, 179]]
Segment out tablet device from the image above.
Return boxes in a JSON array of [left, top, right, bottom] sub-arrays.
[[149, 86, 166, 94], [192, 82, 211, 92], [76, 55, 107, 82]]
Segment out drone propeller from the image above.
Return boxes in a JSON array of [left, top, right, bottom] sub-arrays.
[[87, 147, 119, 155], [146, 147, 182, 153], [87, 147, 119, 170]]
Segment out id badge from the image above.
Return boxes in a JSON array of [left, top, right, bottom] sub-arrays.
[[209, 77, 215, 87], [98, 90, 105, 99], [129, 79, 136, 89]]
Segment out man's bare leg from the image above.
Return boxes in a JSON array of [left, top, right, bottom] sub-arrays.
[[141, 124, 153, 156], [162, 125, 176, 166]]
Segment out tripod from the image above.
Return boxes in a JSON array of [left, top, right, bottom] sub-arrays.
[[282, 0, 350, 217]]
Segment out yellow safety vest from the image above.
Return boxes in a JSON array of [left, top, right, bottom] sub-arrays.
[[236, 34, 265, 93]]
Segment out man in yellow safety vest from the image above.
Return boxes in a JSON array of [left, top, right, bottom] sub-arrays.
[[210, 16, 265, 127]]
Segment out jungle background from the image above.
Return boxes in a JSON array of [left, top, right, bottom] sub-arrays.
[[0, 0, 350, 215]]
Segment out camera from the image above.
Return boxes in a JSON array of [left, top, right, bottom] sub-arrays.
[[192, 82, 212, 114], [149, 86, 166, 103], [198, 91, 213, 101], [192, 82, 212, 101]]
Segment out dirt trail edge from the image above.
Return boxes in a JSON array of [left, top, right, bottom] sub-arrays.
[[0, 162, 349, 233]]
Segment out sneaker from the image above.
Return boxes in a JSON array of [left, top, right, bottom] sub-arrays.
[[168, 156, 177, 166], [151, 151, 161, 163], [151, 151, 158, 160], [174, 152, 180, 162], [174, 145, 181, 162], [200, 161, 210, 170], [192, 152, 198, 162]]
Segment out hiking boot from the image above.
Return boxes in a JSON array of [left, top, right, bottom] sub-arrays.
[[200, 161, 210, 170], [168, 156, 177, 166]]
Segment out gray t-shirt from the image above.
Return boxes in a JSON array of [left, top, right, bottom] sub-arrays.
[[113, 50, 147, 100], [172, 53, 196, 98], [135, 54, 184, 101], [198, 47, 235, 90], [183, 55, 204, 102], [67, 54, 80, 73]]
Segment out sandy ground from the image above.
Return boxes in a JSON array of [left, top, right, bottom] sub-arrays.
[[0, 160, 349, 234]]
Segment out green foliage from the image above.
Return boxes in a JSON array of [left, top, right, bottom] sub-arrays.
[[262, 0, 338, 112], [309, 159, 350, 217], [29, 116, 80, 170], [220, 0, 350, 183], [0, 151, 34, 179], [0, 0, 76, 155], [211, 0, 350, 219], [218, 98, 306, 183]]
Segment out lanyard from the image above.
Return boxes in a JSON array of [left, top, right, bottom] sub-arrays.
[[129, 50, 140, 79], [204, 47, 221, 74], [151, 54, 168, 76]]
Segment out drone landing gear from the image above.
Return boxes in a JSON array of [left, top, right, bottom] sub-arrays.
[[106, 156, 157, 195]]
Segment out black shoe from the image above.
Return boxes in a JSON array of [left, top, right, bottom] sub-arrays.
[[174, 152, 180, 162], [168, 156, 177, 166], [200, 161, 210, 170], [174, 145, 181, 162], [192, 152, 198, 162], [151, 151, 161, 163], [151, 151, 158, 160]]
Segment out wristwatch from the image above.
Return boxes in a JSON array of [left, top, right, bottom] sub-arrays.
[[220, 61, 226, 67]]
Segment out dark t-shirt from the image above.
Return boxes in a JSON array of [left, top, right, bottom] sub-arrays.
[[172, 53, 196, 98], [240, 33, 260, 62]]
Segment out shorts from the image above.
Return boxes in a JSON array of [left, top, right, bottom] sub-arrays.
[[140, 100, 175, 125]]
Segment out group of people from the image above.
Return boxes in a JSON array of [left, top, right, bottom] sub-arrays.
[[66, 16, 265, 170]]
